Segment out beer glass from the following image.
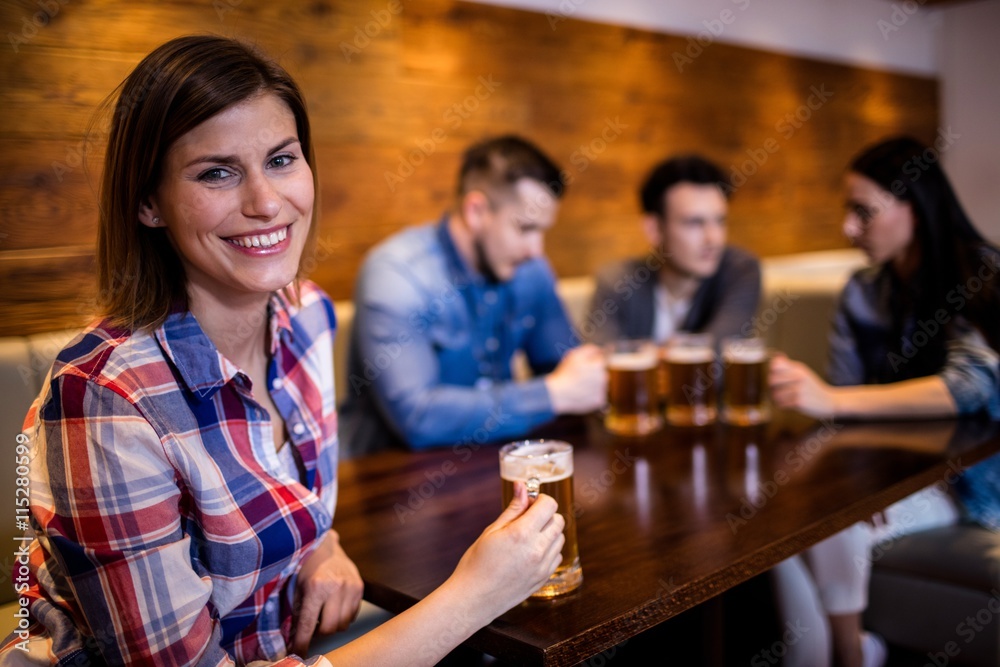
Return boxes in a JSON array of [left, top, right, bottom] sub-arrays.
[[604, 339, 663, 436], [499, 440, 581, 597], [655, 345, 670, 411], [721, 336, 771, 425], [663, 333, 717, 426]]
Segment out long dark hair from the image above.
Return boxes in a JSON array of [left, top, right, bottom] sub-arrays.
[[850, 136, 1000, 376], [96, 35, 318, 331]]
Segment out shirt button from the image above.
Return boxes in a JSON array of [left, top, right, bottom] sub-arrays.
[[522, 315, 535, 328], [483, 290, 498, 305], [265, 600, 276, 613], [271, 378, 283, 390], [485, 337, 499, 352], [292, 423, 306, 436], [475, 377, 493, 390]]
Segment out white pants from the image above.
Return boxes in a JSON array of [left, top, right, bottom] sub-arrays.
[[771, 486, 961, 667]]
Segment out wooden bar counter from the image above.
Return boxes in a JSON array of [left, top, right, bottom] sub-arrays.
[[334, 413, 1000, 666]]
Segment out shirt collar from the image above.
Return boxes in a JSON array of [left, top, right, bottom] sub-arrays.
[[268, 289, 295, 355], [154, 290, 296, 401], [437, 214, 486, 288]]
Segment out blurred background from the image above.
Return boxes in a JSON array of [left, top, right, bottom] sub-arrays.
[[0, 0, 996, 337]]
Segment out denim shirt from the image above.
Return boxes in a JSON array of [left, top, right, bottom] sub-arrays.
[[338, 217, 577, 456], [827, 264, 1000, 530]]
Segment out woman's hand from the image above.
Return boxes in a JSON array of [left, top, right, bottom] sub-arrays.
[[322, 482, 565, 667], [448, 481, 565, 621], [292, 529, 364, 655], [768, 352, 838, 419]]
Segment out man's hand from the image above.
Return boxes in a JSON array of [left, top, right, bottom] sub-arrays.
[[292, 529, 364, 655], [545, 344, 608, 415]]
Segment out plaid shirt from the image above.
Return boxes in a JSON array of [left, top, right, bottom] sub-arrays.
[[3, 281, 339, 666]]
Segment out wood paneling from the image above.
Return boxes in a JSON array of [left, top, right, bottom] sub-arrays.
[[0, 0, 939, 336]]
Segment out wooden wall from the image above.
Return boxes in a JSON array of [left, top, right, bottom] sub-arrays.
[[0, 0, 939, 337]]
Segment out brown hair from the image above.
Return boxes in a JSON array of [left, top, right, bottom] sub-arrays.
[[96, 35, 317, 331], [456, 135, 566, 205]]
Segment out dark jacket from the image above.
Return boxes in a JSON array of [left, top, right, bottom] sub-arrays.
[[586, 246, 762, 345]]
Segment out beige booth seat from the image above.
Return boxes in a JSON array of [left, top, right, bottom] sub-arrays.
[[0, 329, 82, 640]]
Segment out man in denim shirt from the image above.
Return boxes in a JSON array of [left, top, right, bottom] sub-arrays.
[[339, 136, 607, 456]]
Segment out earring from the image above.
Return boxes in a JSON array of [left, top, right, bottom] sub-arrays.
[[152, 217, 160, 226]]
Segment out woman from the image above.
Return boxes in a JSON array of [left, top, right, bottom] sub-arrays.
[[1, 35, 564, 665], [768, 136, 1000, 667]]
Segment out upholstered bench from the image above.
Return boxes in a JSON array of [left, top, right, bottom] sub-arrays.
[[865, 525, 1000, 665], [0, 329, 80, 638]]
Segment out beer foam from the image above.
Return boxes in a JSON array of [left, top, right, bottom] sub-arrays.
[[607, 351, 657, 370], [500, 465, 572, 483], [501, 444, 573, 481], [723, 346, 767, 363], [663, 346, 714, 364]]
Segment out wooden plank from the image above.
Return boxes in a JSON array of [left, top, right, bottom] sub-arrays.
[[0, 0, 940, 336], [1, 0, 404, 55], [0, 248, 96, 336], [0, 139, 101, 252]]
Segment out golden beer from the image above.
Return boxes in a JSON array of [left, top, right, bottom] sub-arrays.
[[604, 341, 663, 436], [656, 350, 669, 411], [664, 334, 717, 426], [722, 337, 771, 425], [499, 441, 581, 597]]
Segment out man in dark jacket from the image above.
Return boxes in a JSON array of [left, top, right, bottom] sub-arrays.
[[588, 155, 761, 345]]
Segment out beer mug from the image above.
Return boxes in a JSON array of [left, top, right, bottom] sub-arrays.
[[499, 440, 581, 597], [604, 339, 663, 436], [663, 333, 717, 426], [655, 345, 670, 411], [721, 336, 771, 425]]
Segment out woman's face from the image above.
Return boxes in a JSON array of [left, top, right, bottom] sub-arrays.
[[140, 92, 314, 304], [843, 172, 916, 268]]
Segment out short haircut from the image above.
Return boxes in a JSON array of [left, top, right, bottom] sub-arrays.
[[456, 135, 566, 204], [639, 155, 729, 217], [96, 35, 317, 331]]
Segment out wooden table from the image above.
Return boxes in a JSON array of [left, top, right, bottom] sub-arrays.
[[334, 413, 1000, 666]]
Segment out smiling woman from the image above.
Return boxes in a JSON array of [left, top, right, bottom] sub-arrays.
[[140, 95, 314, 307], [95, 36, 319, 334], [0, 35, 565, 666]]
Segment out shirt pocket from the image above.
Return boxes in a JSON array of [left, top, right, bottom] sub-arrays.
[[426, 309, 470, 351]]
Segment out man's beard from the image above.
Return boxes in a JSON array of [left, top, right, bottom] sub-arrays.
[[473, 236, 501, 283], [663, 246, 716, 281]]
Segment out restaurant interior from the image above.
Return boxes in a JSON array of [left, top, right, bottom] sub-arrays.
[[0, 0, 997, 665]]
